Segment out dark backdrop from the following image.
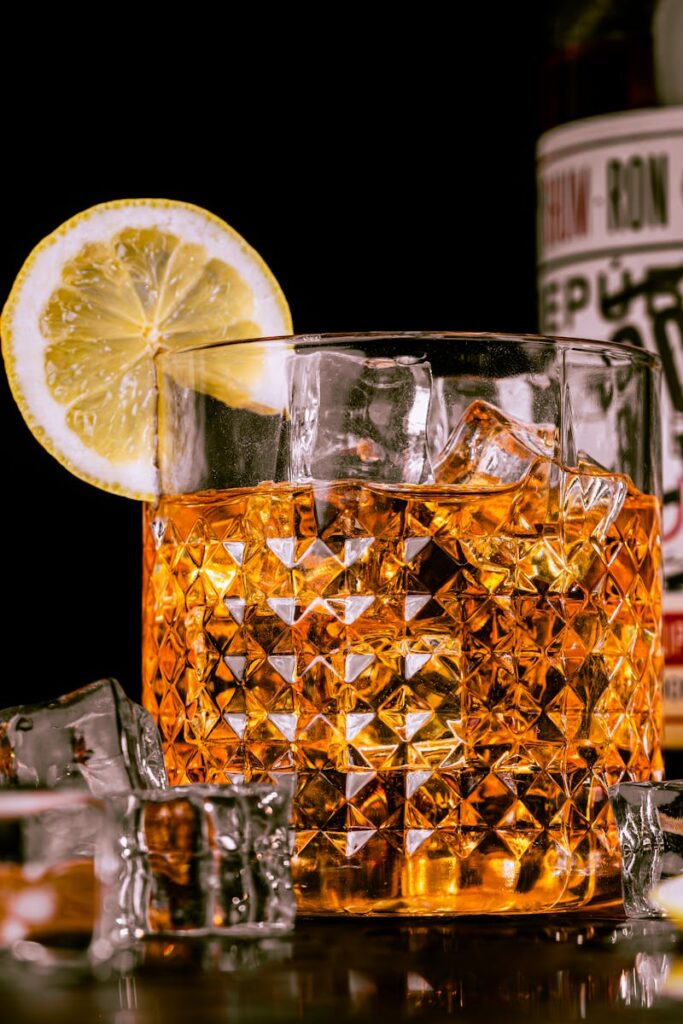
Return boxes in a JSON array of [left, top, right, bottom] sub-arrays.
[[0, 16, 544, 705]]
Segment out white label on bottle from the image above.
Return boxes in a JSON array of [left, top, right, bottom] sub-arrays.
[[537, 108, 683, 589]]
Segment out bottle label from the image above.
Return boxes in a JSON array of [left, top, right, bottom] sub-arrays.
[[664, 594, 683, 748], [537, 107, 683, 746]]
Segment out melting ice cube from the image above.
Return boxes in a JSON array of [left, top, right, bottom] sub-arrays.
[[434, 400, 628, 545], [433, 399, 557, 486], [288, 350, 433, 483], [93, 780, 295, 959], [0, 679, 167, 796], [609, 781, 683, 919]]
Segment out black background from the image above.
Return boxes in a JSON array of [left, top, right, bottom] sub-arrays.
[[0, 15, 545, 707]]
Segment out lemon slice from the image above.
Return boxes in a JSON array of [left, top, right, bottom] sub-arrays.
[[1, 199, 292, 499]]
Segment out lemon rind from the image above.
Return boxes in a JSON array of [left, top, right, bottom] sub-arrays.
[[1, 198, 293, 501]]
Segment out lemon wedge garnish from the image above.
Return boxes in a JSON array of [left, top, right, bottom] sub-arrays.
[[1, 199, 292, 499]]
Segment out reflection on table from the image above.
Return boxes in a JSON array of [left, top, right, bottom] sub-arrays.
[[2, 915, 682, 1022]]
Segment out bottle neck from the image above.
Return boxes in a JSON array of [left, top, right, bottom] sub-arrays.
[[541, 38, 657, 132], [540, 0, 683, 133]]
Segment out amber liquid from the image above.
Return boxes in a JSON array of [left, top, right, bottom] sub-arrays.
[[142, 475, 663, 914]]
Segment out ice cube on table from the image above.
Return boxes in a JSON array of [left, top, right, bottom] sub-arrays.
[[0, 679, 167, 796], [609, 781, 683, 919], [93, 780, 295, 960], [288, 350, 433, 483], [433, 399, 557, 486]]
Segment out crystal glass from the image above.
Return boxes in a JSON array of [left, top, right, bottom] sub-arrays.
[[143, 332, 663, 914]]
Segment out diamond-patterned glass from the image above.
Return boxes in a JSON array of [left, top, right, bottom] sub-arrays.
[[143, 472, 662, 914]]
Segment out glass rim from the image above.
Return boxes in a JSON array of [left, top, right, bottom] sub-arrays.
[[154, 331, 661, 368]]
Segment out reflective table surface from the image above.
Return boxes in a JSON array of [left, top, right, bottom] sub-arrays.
[[2, 916, 682, 1023]]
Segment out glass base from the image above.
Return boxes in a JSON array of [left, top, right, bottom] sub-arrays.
[[293, 838, 623, 915]]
